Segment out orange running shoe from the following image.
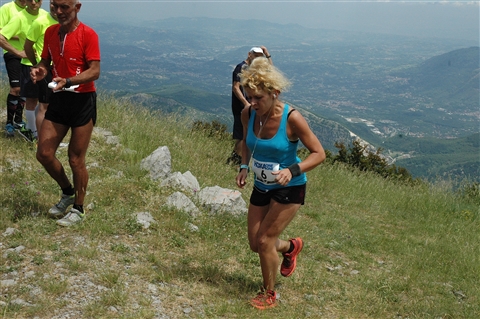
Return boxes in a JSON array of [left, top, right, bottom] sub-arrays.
[[250, 289, 277, 309], [280, 237, 304, 277]]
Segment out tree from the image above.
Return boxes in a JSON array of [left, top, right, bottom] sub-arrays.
[[333, 140, 415, 184]]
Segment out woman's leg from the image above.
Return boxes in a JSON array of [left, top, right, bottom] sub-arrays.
[[249, 201, 301, 290]]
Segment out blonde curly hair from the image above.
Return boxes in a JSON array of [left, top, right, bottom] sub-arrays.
[[239, 57, 291, 95]]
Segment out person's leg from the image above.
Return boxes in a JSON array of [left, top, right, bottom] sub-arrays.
[[247, 204, 270, 253], [8, 86, 20, 97], [21, 65, 38, 135], [6, 94, 19, 128], [4, 53, 21, 128], [234, 138, 242, 157], [13, 97, 25, 125], [25, 98, 38, 136], [36, 74, 52, 140], [6, 82, 21, 127], [55, 119, 94, 226], [68, 119, 94, 206], [228, 111, 243, 164], [255, 201, 301, 290], [36, 119, 70, 188], [35, 102, 48, 139]]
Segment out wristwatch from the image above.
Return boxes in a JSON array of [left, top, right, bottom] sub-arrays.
[[65, 78, 72, 88], [239, 164, 249, 173]]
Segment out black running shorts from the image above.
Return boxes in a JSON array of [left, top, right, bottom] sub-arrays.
[[45, 91, 97, 127], [20, 64, 52, 103], [249, 184, 306, 207], [3, 52, 21, 88]]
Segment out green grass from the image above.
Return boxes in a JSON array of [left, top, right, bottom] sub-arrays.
[[0, 89, 478, 318]]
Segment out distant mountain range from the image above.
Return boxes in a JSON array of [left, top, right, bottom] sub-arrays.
[[408, 47, 479, 101], [91, 17, 479, 182], [38, 18, 480, 182], [392, 47, 479, 133]]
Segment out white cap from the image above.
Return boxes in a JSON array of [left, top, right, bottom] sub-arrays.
[[250, 47, 264, 55]]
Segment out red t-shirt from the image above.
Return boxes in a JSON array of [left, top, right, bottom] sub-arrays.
[[42, 22, 100, 93]]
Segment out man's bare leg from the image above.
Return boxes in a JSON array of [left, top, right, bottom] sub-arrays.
[[68, 119, 94, 206]]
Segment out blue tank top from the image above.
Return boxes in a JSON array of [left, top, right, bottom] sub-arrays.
[[246, 104, 307, 191]]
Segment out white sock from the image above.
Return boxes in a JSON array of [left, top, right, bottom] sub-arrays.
[[25, 110, 37, 136]]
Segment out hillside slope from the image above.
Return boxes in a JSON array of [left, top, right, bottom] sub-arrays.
[[95, 18, 478, 140], [1, 94, 478, 318], [395, 46, 479, 113], [117, 84, 355, 152], [89, 18, 479, 184]]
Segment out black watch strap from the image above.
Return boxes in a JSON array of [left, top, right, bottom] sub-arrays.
[[65, 78, 72, 88]]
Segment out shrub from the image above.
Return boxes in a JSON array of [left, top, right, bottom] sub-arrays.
[[332, 140, 417, 184], [458, 181, 480, 205], [191, 120, 230, 140]]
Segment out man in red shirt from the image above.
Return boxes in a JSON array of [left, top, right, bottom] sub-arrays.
[[30, 0, 100, 226]]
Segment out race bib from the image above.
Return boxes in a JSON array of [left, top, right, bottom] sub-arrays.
[[252, 159, 280, 185]]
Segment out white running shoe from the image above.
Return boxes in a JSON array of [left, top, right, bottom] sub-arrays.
[[56, 208, 85, 227]]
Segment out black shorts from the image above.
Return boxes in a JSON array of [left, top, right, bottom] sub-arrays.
[[250, 184, 306, 206], [45, 91, 97, 127], [232, 112, 243, 140], [3, 52, 21, 88], [20, 64, 52, 103]]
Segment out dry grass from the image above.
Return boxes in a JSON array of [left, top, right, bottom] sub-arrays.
[[0, 90, 478, 318]]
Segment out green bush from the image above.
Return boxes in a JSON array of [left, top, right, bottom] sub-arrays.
[[333, 140, 417, 184], [191, 120, 230, 140]]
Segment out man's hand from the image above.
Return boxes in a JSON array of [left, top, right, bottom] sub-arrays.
[[30, 66, 46, 84]]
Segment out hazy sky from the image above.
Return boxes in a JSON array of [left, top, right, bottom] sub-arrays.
[[41, 1, 480, 43]]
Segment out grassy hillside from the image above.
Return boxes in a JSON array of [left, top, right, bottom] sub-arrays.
[[0, 92, 479, 318], [114, 84, 356, 152]]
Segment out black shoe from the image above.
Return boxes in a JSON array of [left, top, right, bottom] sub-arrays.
[[226, 154, 234, 165], [232, 153, 242, 165], [226, 152, 242, 165], [17, 126, 36, 143]]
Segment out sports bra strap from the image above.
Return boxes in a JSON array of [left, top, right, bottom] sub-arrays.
[[287, 108, 296, 119]]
